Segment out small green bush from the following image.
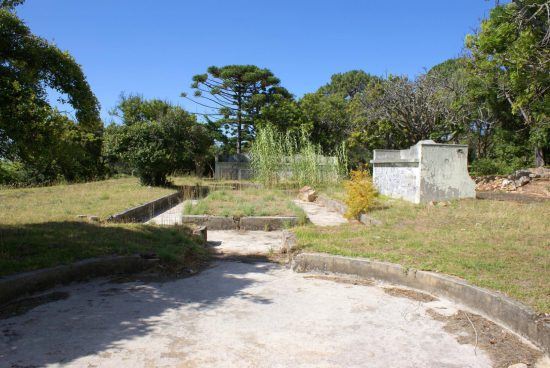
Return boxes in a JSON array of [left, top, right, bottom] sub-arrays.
[[343, 169, 377, 219]]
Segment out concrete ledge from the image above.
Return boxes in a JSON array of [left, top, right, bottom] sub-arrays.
[[0, 256, 158, 304], [181, 215, 298, 230], [107, 191, 182, 223], [291, 252, 550, 353], [181, 215, 237, 230], [281, 230, 299, 254], [240, 216, 298, 231], [107, 185, 211, 223]]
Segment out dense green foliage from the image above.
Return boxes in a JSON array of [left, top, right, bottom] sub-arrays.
[[0, 4, 103, 185], [2, 0, 548, 187], [103, 96, 212, 186], [466, 0, 549, 166]]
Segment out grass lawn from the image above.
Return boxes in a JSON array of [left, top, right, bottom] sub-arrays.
[[183, 188, 307, 220], [0, 177, 208, 276], [318, 183, 347, 202], [0, 177, 176, 223], [294, 197, 550, 313]]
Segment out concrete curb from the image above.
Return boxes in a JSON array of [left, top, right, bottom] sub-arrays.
[[291, 252, 550, 353], [241, 216, 299, 231], [181, 215, 299, 231], [0, 256, 159, 304]]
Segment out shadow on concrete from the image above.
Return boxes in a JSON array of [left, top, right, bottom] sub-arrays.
[[0, 260, 278, 366]]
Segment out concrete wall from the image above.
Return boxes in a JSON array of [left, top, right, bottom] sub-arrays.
[[373, 164, 420, 203], [418, 144, 476, 202], [371, 140, 475, 203]]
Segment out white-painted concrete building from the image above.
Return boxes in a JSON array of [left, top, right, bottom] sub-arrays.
[[370, 140, 476, 203]]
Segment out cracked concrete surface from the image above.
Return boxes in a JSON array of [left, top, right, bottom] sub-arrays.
[[147, 201, 189, 226], [293, 199, 348, 226], [207, 230, 283, 256], [0, 261, 493, 368]]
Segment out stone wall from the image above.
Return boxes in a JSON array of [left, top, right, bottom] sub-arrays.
[[371, 140, 475, 203]]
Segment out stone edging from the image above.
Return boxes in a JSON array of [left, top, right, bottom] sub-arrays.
[[291, 252, 549, 353], [181, 215, 299, 231], [0, 256, 159, 305], [315, 195, 381, 226]]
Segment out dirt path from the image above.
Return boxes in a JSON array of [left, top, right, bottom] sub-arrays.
[[0, 261, 494, 368]]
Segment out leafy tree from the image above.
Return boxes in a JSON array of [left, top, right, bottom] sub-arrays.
[[466, 0, 549, 166], [0, 0, 24, 10], [299, 70, 382, 164], [256, 98, 306, 136], [109, 93, 171, 126], [318, 70, 379, 100], [182, 65, 291, 153], [354, 75, 446, 146], [299, 92, 351, 152], [0, 3, 102, 183], [427, 57, 532, 173], [104, 96, 213, 185]]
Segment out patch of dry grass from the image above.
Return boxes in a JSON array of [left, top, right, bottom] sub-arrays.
[[294, 198, 550, 313], [0, 177, 177, 224], [183, 188, 307, 221], [318, 183, 347, 202], [0, 176, 212, 276]]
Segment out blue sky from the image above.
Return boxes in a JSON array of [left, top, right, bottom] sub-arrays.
[[17, 1, 498, 122]]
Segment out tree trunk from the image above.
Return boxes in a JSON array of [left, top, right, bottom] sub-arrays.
[[534, 146, 545, 167], [236, 96, 242, 154], [236, 121, 242, 154]]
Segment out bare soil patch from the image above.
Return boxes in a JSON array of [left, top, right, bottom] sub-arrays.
[[383, 287, 438, 302], [427, 308, 542, 368], [303, 274, 374, 286]]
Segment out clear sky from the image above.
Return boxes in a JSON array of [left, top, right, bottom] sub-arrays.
[[16, 1, 498, 122]]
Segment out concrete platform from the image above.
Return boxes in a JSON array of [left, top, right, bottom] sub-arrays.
[[293, 199, 348, 226], [0, 261, 492, 367], [147, 202, 187, 225], [207, 230, 283, 256]]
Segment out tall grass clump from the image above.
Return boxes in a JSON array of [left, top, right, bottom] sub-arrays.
[[250, 125, 347, 188], [249, 127, 285, 187]]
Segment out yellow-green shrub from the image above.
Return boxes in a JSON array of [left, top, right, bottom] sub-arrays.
[[343, 169, 377, 219]]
